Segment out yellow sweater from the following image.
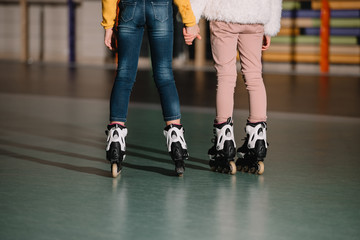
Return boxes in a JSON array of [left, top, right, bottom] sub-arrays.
[[101, 0, 196, 29]]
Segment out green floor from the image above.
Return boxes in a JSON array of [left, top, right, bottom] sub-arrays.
[[1, 93, 360, 240]]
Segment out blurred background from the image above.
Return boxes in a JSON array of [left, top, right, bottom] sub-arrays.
[[0, 0, 359, 75]]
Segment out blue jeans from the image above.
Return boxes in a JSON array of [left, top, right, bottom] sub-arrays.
[[110, 0, 181, 122]]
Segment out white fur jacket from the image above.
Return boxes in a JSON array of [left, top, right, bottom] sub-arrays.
[[190, 0, 283, 36]]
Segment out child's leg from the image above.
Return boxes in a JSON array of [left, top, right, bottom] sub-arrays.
[[208, 21, 238, 174], [146, 1, 188, 175], [210, 21, 239, 123], [237, 24, 267, 123], [110, 8, 145, 123], [146, 0, 181, 123], [236, 25, 268, 175]]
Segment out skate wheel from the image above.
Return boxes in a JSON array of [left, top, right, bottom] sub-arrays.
[[229, 161, 236, 175], [175, 168, 185, 177], [209, 160, 217, 172], [222, 167, 230, 174], [111, 163, 120, 178], [211, 166, 217, 172], [257, 161, 264, 175], [250, 166, 256, 174], [237, 165, 242, 171]]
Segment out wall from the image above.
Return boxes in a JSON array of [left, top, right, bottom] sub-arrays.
[[0, 0, 106, 64]]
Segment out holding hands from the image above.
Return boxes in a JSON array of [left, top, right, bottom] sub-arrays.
[[105, 24, 201, 50], [262, 35, 271, 51], [183, 24, 201, 45]]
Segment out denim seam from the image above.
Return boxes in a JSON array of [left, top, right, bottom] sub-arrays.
[[120, 2, 137, 23]]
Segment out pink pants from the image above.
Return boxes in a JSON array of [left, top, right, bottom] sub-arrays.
[[210, 21, 267, 123]]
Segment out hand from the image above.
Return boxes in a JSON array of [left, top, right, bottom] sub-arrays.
[[104, 28, 114, 50], [262, 35, 271, 51], [183, 24, 201, 45]]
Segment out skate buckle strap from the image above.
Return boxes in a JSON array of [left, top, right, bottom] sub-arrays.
[[246, 122, 267, 149], [106, 124, 127, 151], [215, 121, 236, 150], [163, 124, 187, 152]]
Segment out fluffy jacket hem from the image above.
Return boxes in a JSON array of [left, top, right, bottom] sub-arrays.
[[190, 0, 282, 37]]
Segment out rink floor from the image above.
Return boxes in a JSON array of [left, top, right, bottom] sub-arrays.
[[0, 61, 360, 240]]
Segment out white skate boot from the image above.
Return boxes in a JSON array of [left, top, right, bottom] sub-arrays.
[[236, 122, 268, 175], [208, 117, 237, 175], [106, 124, 127, 177], [163, 124, 189, 176]]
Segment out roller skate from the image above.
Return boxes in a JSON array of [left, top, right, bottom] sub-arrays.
[[236, 122, 268, 175], [208, 117, 237, 175], [106, 124, 127, 178], [164, 124, 189, 176]]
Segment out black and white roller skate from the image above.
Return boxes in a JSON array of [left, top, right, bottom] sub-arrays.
[[106, 124, 127, 178], [236, 122, 268, 175], [164, 124, 189, 176], [208, 117, 237, 175]]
